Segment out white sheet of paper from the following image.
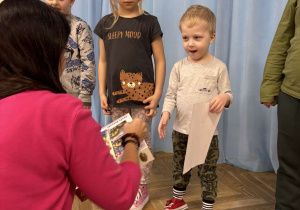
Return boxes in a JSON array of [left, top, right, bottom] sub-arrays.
[[183, 102, 222, 174]]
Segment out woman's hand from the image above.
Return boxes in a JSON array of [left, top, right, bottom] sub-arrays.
[[123, 118, 146, 142]]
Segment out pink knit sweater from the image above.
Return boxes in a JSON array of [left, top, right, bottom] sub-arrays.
[[0, 90, 141, 210]]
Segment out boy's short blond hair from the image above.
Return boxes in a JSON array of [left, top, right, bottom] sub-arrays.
[[179, 5, 216, 35]]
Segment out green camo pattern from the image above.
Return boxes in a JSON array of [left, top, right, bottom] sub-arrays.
[[172, 130, 219, 201]]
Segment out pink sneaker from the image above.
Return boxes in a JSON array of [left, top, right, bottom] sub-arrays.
[[130, 184, 149, 210], [165, 198, 188, 210]]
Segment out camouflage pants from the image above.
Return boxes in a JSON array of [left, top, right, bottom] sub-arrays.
[[112, 107, 153, 184], [172, 130, 219, 201]]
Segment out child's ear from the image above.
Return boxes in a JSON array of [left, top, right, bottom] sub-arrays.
[[70, 0, 75, 7], [210, 33, 216, 44]]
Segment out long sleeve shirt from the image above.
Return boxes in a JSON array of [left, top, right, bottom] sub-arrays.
[[0, 90, 141, 210], [260, 0, 300, 104], [162, 57, 233, 135], [61, 15, 96, 106]]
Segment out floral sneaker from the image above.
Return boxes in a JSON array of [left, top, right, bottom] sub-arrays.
[[165, 198, 188, 210], [130, 184, 149, 210]]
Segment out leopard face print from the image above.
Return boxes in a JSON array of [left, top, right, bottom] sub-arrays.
[[112, 70, 154, 103]]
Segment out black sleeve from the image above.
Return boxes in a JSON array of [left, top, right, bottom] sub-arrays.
[[150, 17, 163, 42]]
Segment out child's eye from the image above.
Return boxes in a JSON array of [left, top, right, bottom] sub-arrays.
[[182, 37, 188, 40], [195, 36, 203, 40]]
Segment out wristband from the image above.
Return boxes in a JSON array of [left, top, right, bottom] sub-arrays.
[[122, 140, 139, 148], [121, 133, 140, 147]]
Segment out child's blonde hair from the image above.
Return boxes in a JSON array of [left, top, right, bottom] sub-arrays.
[[108, 0, 144, 29], [179, 5, 216, 35]]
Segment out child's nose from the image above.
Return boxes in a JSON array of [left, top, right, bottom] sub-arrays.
[[188, 40, 194, 47]]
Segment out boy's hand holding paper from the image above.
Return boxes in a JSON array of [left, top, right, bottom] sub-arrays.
[[183, 102, 222, 174], [209, 93, 230, 113]]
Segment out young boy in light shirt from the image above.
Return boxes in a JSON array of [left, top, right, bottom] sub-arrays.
[[158, 5, 233, 210]]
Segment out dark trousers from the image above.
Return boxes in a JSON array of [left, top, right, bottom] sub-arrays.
[[172, 130, 219, 201], [275, 91, 300, 210]]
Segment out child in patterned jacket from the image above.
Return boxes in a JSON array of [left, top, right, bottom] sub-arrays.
[[46, 0, 95, 109]]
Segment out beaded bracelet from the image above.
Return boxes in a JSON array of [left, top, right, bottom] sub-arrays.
[[121, 133, 140, 147], [122, 140, 139, 148]]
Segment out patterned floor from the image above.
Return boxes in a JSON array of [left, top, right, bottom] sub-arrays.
[[72, 152, 277, 210]]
